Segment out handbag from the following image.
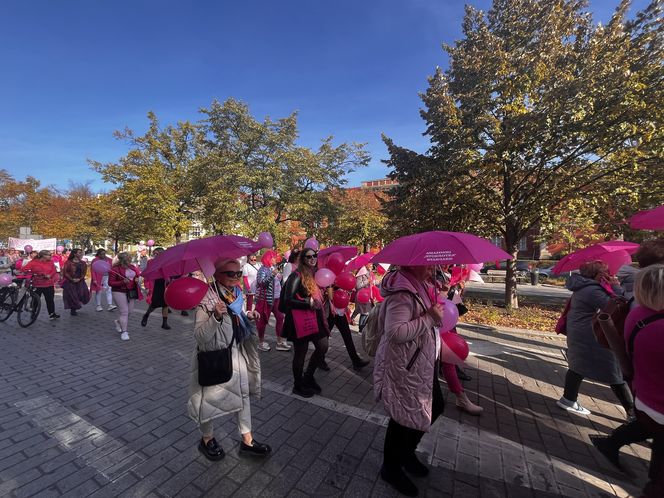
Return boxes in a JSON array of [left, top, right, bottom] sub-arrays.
[[291, 308, 320, 338], [592, 295, 632, 348], [127, 287, 139, 300], [555, 297, 572, 335], [197, 333, 235, 386]]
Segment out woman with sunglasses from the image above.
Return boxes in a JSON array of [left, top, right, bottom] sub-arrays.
[[188, 259, 270, 461], [281, 248, 330, 397]]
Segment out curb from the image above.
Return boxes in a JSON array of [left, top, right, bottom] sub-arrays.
[[457, 321, 563, 339]]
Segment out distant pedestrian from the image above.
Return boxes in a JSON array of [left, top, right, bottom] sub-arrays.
[[281, 249, 299, 283], [90, 249, 116, 312], [62, 248, 90, 316], [254, 251, 290, 351], [141, 248, 172, 330], [242, 254, 261, 311], [109, 252, 142, 341], [23, 250, 60, 320], [188, 258, 270, 461]]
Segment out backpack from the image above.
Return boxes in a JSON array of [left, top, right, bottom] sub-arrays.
[[361, 291, 425, 357], [592, 295, 633, 348]]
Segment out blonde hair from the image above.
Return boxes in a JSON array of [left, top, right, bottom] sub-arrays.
[[117, 252, 132, 266], [579, 260, 608, 279], [634, 264, 664, 311]]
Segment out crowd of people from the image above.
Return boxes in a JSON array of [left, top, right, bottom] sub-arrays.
[[1, 236, 663, 498]]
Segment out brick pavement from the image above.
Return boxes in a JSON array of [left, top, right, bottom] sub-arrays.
[[0, 296, 650, 497]]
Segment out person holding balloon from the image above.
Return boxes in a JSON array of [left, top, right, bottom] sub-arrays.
[[281, 245, 330, 398], [22, 249, 60, 320], [109, 252, 143, 341], [254, 250, 290, 351], [90, 249, 117, 312], [373, 264, 444, 497], [62, 248, 91, 316], [352, 264, 375, 331], [141, 248, 173, 330], [51, 245, 65, 276]]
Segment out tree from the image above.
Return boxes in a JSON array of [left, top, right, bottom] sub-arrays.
[[383, 0, 663, 308]]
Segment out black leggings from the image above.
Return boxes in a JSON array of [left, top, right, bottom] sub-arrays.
[[383, 366, 445, 471], [292, 336, 329, 381], [35, 287, 55, 315], [328, 315, 361, 364], [563, 369, 634, 412]]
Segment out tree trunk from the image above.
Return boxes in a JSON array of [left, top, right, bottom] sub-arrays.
[[504, 235, 519, 309], [175, 232, 182, 244]]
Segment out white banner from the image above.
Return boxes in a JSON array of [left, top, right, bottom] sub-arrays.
[[8, 237, 57, 251]]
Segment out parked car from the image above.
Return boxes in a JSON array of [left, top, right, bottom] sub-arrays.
[[537, 265, 572, 281], [480, 261, 532, 277]]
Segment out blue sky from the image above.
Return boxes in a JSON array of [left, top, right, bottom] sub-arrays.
[[0, 0, 650, 192]]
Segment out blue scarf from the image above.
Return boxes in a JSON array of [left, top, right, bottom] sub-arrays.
[[217, 284, 253, 343]]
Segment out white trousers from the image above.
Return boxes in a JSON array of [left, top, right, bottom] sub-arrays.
[[112, 292, 135, 332], [95, 275, 113, 306]]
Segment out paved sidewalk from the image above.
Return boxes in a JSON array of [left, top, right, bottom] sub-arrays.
[[0, 297, 650, 497]]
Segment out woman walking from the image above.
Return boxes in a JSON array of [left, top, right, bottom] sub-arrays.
[[23, 250, 60, 320], [62, 248, 90, 316], [90, 249, 116, 312], [141, 248, 171, 330], [325, 287, 369, 370], [254, 251, 290, 351], [557, 261, 634, 417], [374, 265, 444, 497], [281, 248, 330, 398], [109, 252, 142, 341], [188, 258, 270, 461]]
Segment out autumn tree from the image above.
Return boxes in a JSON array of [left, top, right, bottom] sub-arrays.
[[383, 0, 663, 308]]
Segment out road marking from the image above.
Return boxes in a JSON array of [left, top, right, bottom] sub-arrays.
[[14, 395, 145, 483]]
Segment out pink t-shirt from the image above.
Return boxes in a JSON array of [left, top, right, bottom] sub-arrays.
[[624, 305, 664, 416]]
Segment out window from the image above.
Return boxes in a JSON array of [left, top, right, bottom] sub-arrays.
[[519, 236, 528, 251]]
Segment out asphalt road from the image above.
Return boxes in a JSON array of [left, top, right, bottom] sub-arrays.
[[464, 281, 571, 305]]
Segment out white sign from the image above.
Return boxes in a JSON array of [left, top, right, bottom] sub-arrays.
[[8, 237, 57, 252]]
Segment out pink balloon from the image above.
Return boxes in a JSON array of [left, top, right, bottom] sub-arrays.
[[440, 332, 469, 366], [91, 260, 111, 275], [332, 289, 350, 309], [257, 232, 274, 248], [356, 287, 371, 304], [164, 277, 208, 310], [146, 239, 155, 247], [24, 245, 33, 253], [440, 299, 459, 332], [304, 238, 319, 251], [0, 274, 13, 287], [56, 245, 64, 253], [335, 271, 356, 291], [466, 263, 483, 272], [326, 253, 345, 275], [314, 268, 336, 288]]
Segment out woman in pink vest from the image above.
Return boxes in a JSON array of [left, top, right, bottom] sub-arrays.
[[89, 249, 116, 312]]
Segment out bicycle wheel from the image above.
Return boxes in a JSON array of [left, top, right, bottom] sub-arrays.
[[0, 288, 16, 322], [17, 292, 41, 327]]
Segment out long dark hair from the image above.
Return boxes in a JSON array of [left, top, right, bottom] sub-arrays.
[[297, 249, 319, 297], [68, 248, 82, 261]]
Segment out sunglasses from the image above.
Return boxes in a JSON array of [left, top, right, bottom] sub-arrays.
[[304, 254, 318, 260], [219, 271, 243, 278]]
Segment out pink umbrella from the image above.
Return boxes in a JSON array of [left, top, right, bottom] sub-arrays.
[[551, 241, 639, 275], [346, 252, 375, 271], [317, 245, 358, 269], [629, 205, 664, 230], [371, 231, 513, 266], [142, 235, 262, 280]]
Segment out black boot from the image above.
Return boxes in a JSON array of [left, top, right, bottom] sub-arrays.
[[141, 312, 149, 327], [590, 435, 623, 471], [162, 317, 171, 330], [352, 358, 370, 371], [403, 453, 429, 477], [380, 465, 418, 497], [292, 378, 316, 398], [302, 373, 322, 394]]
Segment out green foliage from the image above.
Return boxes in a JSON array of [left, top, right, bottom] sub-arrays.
[[383, 0, 663, 307]]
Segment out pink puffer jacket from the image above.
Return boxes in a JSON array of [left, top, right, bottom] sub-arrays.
[[373, 270, 438, 432]]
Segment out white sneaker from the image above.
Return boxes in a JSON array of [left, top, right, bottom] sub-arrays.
[[120, 331, 130, 341], [96, 305, 103, 312], [108, 305, 117, 311], [258, 342, 271, 352], [275, 341, 291, 351], [557, 397, 591, 415], [114, 319, 122, 333]]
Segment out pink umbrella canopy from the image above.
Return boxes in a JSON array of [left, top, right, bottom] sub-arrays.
[[346, 252, 375, 271], [551, 241, 639, 275], [629, 205, 664, 230], [142, 235, 262, 280], [371, 231, 513, 266], [317, 245, 358, 269]]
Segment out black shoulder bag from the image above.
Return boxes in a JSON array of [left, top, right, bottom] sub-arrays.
[[197, 316, 235, 387]]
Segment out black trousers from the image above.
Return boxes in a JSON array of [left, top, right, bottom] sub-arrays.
[[562, 369, 634, 412], [328, 315, 361, 364], [292, 336, 329, 382], [383, 365, 445, 471], [35, 286, 55, 315]]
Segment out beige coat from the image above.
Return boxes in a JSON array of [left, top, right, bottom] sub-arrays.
[[187, 289, 261, 426]]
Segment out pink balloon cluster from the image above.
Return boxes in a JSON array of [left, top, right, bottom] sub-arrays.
[[313, 249, 358, 308]]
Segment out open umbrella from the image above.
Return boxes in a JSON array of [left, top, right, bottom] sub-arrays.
[[142, 235, 262, 280], [346, 252, 375, 271], [629, 205, 664, 230], [551, 241, 639, 275], [317, 245, 358, 269], [371, 231, 513, 266]]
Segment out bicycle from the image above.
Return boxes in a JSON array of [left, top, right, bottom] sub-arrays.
[[0, 275, 42, 327]]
